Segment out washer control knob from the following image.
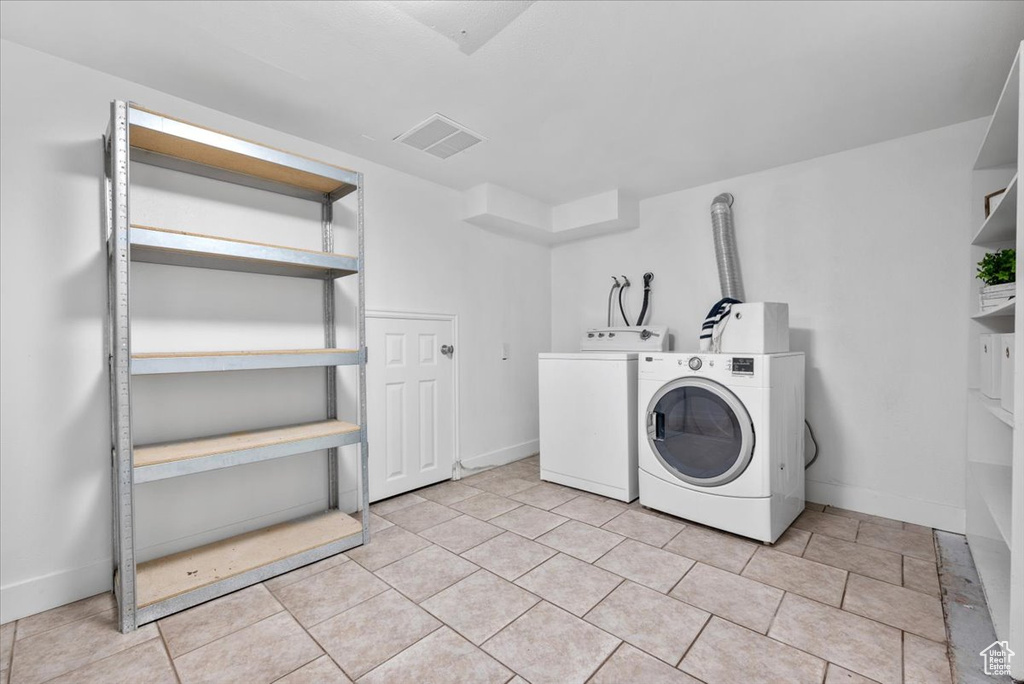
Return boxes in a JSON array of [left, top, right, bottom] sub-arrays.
[[588, 333, 595, 338], [598, 332, 605, 337], [688, 357, 702, 371]]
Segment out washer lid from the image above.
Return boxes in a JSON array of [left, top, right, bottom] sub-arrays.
[[646, 376, 755, 487]]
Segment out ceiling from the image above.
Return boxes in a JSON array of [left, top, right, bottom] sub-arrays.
[[2, 1, 1022, 205]]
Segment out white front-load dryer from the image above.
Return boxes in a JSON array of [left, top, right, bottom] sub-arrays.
[[638, 352, 805, 543]]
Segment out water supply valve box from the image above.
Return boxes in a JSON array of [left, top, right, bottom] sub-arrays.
[[581, 326, 671, 352], [719, 303, 789, 354]]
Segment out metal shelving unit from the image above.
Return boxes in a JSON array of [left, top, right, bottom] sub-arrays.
[[103, 100, 368, 632]]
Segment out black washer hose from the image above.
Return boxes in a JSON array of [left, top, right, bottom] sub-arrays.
[[618, 275, 631, 326], [636, 272, 653, 326]]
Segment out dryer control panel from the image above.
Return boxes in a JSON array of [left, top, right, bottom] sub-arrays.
[[729, 357, 755, 376]]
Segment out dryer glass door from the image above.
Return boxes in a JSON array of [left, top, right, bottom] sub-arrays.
[[647, 377, 754, 487]]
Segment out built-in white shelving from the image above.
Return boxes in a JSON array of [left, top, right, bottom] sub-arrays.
[[970, 461, 1013, 548], [972, 298, 1017, 320], [965, 41, 1022, 681], [972, 174, 1018, 246], [970, 389, 1015, 428], [975, 50, 1020, 171]]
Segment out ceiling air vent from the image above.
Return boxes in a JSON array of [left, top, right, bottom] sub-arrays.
[[395, 114, 484, 160]]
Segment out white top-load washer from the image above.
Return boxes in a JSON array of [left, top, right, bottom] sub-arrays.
[[538, 327, 669, 502], [638, 352, 805, 542]]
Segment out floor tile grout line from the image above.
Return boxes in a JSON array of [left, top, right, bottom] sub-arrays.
[[417, 516, 506, 557], [578, 577, 626, 623], [488, 599, 629, 678], [766, 590, 925, 677], [581, 643, 626, 684], [580, 636, 625, 683], [674, 611, 713, 670], [265, 553, 354, 593], [454, 528, 527, 561], [901, 629, 910, 684], [764, 588, 788, 637], [10, 603, 114, 647], [298, 585, 437, 681], [478, 598, 542, 652], [460, 531, 558, 583], [576, 579, 736, 669], [588, 527, 631, 559], [736, 543, 760, 576], [839, 568, 851, 609], [351, 622, 446, 682], [664, 557, 698, 596], [155, 620, 185, 684], [165, 600, 289, 660], [6, 619, 17, 678], [374, 561, 478, 607], [363, 540, 441, 575], [707, 602, 862, 679], [168, 609, 305, 667], [425, 590, 541, 652], [33, 635, 170, 684], [300, 582, 392, 632]]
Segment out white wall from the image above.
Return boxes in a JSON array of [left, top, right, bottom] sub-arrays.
[[552, 119, 984, 532], [0, 41, 550, 622]]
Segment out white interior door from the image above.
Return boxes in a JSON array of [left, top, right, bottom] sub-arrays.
[[367, 314, 456, 501]]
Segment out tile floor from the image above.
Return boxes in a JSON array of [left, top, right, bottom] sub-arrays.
[[0, 456, 954, 684]]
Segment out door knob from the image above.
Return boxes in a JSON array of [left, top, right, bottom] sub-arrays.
[[441, 344, 454, 357]]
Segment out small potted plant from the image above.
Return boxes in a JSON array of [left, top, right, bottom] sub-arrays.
[[977, 248, 1016, 311]]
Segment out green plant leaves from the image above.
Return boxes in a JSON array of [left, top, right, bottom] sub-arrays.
[[977, 248, 1016, 286]]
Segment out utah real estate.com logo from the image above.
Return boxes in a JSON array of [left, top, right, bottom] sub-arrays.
[[980, 640, 1015, 677]]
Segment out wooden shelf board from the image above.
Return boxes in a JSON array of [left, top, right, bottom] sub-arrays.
[[129, 105, 358, 200], [974, 48, 1020, 170], [972, 298, 1017, 320], [969, 389, 1015, 428], [135, 419, 360, 468], [131, 225, 358, 280], [136, 511, 362, 607], [972, 174, 1018, 246]]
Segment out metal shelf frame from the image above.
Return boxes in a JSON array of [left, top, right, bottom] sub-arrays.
[[131, 348, 363, 375], [133, 420, 363, 484], [136, 529, 364, 625], [104, 100, 369, 632], [130, 225, 360, 279]]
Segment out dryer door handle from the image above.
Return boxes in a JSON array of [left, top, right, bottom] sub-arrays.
[[650, 411, 666, 441]]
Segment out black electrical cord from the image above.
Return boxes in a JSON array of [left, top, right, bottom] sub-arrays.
[[636, 272, 653, 326], [618, 275, 631, 326], [804, 420, 819, 469]]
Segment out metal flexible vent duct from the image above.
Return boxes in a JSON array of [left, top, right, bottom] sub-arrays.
[[710, 193, 745, 301]]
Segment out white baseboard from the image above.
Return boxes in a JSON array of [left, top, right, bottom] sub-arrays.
[[807, 479, 965, 533], [1, 494, 363, 625], [458, 439, 539, 478], [1, 557, 111, 624]]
